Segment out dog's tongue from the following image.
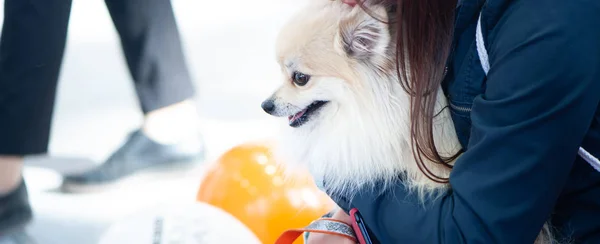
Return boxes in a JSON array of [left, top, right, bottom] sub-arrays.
[[288, 109, 307, 123]]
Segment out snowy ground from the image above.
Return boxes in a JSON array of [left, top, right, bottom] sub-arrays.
[[0, 0, 306, 243]]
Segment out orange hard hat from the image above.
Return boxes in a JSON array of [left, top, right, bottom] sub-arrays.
[[196, 141, 335, 244]]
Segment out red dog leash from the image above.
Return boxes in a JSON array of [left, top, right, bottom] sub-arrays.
[[275, 218, 357, 243], [275, 208, 372, 244]]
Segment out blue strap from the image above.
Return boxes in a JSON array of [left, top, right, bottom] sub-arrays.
[[475, 12, 600, 171]]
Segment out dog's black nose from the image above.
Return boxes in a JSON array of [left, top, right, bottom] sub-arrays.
[[261, 100, 275, 114]]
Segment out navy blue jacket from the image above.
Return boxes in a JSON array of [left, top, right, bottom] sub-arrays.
[[328, 0, 600, 243]]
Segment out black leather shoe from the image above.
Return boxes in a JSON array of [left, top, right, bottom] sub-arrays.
[[0, 180, 32, 237], [61, 129, 205, 193]]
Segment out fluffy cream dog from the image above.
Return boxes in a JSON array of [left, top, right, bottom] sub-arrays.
[[262, 0, 457, 200]]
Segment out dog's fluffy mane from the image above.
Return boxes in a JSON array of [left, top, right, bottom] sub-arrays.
[[272, 1, 461, 201]]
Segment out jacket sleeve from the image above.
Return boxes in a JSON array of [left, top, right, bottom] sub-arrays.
[[346, 2, 600, 243]]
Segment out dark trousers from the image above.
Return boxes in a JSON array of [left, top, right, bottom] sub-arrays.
[[0, 0, 196, 155]]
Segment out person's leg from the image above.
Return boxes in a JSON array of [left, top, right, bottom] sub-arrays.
[[0, 157, 23, 195], [0, 0, 72, 234], [106, 0, 197, 116], [61, 0, 204, 192], [0, 157, 31, 237], [105, 0, 202, 143]]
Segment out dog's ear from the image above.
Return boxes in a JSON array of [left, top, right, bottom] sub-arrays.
[[338, 6, 390, 60]]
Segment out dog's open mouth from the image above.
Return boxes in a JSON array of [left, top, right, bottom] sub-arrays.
[[288, 101, 328, 127]]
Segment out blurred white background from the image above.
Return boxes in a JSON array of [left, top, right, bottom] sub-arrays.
[[0, 0, 306, 243]]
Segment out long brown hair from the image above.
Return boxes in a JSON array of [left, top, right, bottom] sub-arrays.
[[359, 0, 459, 183]]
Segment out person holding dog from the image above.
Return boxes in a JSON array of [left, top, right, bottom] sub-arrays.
[[304, 0, 600, 243], [0, 0, 204, 239]]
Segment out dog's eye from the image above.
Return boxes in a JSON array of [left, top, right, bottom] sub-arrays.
[[292, 72, 310, 86]]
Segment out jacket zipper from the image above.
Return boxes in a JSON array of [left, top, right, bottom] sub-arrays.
[[450, 102, 472, 113]]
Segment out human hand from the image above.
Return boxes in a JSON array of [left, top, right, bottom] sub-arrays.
[[306, 209, 356, 244]]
